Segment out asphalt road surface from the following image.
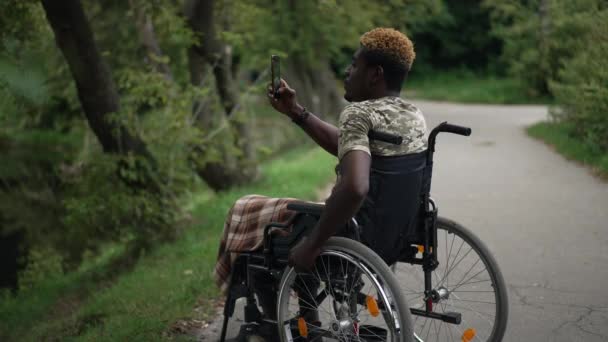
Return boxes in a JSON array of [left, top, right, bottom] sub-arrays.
[[418, 100, 608, 342], [200, 100, 608, 341]]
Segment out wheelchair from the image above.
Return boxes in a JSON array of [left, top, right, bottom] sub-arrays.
[[219, 122, 508, 342]]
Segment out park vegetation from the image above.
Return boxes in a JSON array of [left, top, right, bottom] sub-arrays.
[[0, 0, 606, 339], [0, 0, 447, 294], [486, 0, 608, 169]]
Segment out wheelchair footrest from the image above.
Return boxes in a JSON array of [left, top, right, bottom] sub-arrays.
[[244, 300, 262, 323], [231, 322, 279, 342], [410, 308, 462, 324], [225, 284, 249, 317]]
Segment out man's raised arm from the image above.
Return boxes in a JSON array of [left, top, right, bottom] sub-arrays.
[[268, 79, 339, 156]]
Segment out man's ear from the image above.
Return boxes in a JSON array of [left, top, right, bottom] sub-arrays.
[[370, 65, 384, 85]]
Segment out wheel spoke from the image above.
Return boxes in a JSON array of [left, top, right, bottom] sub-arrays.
[[392, 222, 506, 342], [449, 298, 495, 305], [278, 240, 407, 342], [443, 236, 465, 285], [443, 229, 456, 290], [438, 246, 474, 289]]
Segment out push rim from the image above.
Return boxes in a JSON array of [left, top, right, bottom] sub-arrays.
[[277, 247, 407, 341]]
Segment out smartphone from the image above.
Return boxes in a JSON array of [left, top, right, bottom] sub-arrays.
[[271, 55, 281, 98]]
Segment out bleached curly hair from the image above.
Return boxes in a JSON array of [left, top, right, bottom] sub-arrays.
[[360, 27, 415, 70]]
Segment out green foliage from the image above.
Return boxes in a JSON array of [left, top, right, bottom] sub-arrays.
[[4, 1, 605, 339], [484, 0, 607, 97], [486, 0, 607, 157], [0, 129, 186, 271], [409, 0, 502, 73], [528, 122, 608, 178], [60, 155, 180, 266], [227, 0, 444, 71], [0, 57, 48, 107], [405, 69, 540, 104], [484, 0, 549, 96], [0, 129, 81, 250], [17, 247, 64, 290], [0, 0, 44, 42], [1, 0, 223, 280], [548, 9, 608, 151], [0, 0, 542, 298], [0, 147, 336, 341]]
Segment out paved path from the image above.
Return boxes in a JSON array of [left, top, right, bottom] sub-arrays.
[[200, 100, 608, 341], [416, 100, 608, 341]]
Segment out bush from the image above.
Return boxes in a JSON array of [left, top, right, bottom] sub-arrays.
[[0, 129, 190, 275], [17, 247, 63, 290], [549, 10, 608, 151], [485, 0, 607, 98]]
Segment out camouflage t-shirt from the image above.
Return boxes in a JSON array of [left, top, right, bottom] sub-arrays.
[[338, 96, 427, 160]]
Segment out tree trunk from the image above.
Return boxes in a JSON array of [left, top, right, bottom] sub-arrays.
[[282, 1, 343, 120], [538, 0, 551, 95], [0, 229, 26, 292], [129, 1, 173, 80], [283, 58, 344, 120], [185, 0, 258, 191], [186, 0, 239, 116], [41, 0, 152, 160], [41, 0, 159, 194]]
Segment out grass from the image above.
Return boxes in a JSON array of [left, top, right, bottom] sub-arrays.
[[527, 121, 608, 179], [0, 147, 336, 341], [404, 69, 549, 105]]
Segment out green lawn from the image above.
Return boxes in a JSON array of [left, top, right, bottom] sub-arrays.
[[527, 122, 608, 179], [0, 147, 336, 341], [404, 70, 549, 105]]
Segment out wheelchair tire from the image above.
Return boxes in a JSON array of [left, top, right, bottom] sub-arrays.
[[392, 217, 508, 342], [276, 236, 414, 342]]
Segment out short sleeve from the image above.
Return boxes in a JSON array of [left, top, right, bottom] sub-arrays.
[[338, 104, 373, 160]]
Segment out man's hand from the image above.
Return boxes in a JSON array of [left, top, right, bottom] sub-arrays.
[[288, 236, 321, 272], [267, 79, 302, 118]]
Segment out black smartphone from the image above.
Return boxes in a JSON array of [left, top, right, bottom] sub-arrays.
[[271, 55, 281, 98]]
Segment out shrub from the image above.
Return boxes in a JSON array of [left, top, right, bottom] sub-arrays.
[[549, 9, 608, 151], [485, 0, 607, 98]]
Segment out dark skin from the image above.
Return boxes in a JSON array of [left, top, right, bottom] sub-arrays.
[[268, 48, 400, 271]]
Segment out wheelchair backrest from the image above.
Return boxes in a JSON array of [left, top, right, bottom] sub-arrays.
[[355, 151, 428, 264]]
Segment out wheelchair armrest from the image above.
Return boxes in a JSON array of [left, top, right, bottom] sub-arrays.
[[286, 202, 325, 216]]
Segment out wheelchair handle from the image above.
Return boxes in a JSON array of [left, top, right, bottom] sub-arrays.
[[438, 122, 471, 136], [368, 130, 403, 145], [428, 121, 472, 153]]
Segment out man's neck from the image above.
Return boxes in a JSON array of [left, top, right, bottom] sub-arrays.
[[385, 90, 401, 98], [367, 90, 400, 100]]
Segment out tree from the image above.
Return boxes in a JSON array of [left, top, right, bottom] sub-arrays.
[[129, 0, 173, 81], [408, 0, 501, 72], [40, 0, 153, 162], [39, 0, 167, 201], [185, 0, 259, 191]]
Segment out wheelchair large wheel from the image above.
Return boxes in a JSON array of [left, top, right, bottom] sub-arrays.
[[392, 217, 508, 342], [277, 236, 414, 341]]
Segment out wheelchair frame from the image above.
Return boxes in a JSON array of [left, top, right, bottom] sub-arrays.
[[219, 211, 362, 341], [218, 121, 501, 342]]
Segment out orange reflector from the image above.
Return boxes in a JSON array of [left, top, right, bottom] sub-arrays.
[[366, 295, 380, 317], [417, 245, 433, 253], [462, 328, 476, 342], [298, 317, 308, 337]]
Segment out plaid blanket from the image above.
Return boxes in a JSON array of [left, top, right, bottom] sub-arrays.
[[213, 195, 302, 293]]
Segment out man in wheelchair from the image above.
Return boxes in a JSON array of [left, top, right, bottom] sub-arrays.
[[215, 28, 427, 341]]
